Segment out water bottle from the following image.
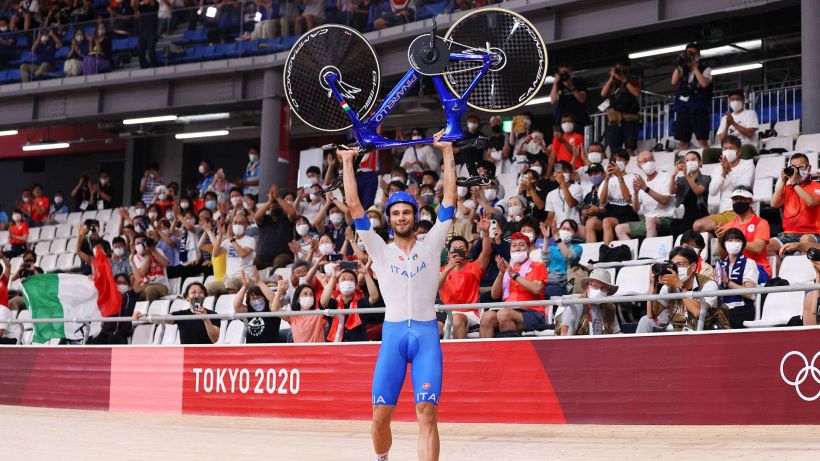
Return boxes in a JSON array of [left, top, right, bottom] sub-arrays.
[[658, 243, 667, 260]]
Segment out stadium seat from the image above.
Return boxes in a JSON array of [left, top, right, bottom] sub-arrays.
[[223, 320, 246, 344], [203, 296, 216, 310], [778, 255, 815, 284], [653, 151, 676, 172], [755, 155, 785, 180], [55, 224, 72, 239], [273, 266, 292, 282], [753, 177, 774, 203], [96, 209, 113, 221], [579, 242, 604, 264], [39, 225, 56, 241], [794, 133, 820, 153], [613, 264, 652, 295], [214, 294, 236, 343], [774, 119, 800, 138], [0, 231, 8, 247], [53, 213, 68, 224], [66, 212, 83, 225], [17, 309, 33, 345], [33, 241, 51, 255], [173, 28, 209, 45], [203, 275, 216, 286], [26, 227, 41, 244], [161, 325, 179, 344], [609, 239, 639, 260], [638, 235, 674, 259], [168, 277, 182, 296], [762, 136, 793, 151], [81, 210, 98, 221], [49, 238, 68, 254], [39, 254, 58, 272], [130, 301, 153, 344], [181, 276, 204, 295], [55, 253, 77, 272], [743, 291, 805, 328], [9, 256, 23, 275]]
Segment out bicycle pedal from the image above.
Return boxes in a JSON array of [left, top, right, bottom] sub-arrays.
[[454, 136, 489, 151], [456, 175, 493, 187]]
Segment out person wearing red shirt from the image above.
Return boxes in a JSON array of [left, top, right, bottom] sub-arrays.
[[438, 218, 492, 339], [481, 232, 548, 337], [549, 114, 585, 171], [769, 152, 820, 258], [4, 209, 29, 258], [717, 187, 772, 276], [28, 184, 50, 226]]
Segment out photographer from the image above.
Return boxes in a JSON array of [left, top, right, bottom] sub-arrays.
[[671, 43, 712, 150], [549, 64, 589, 129], [779, 241, 820, 326], [76, 219, 112, 275], [769, 153, 820, 257], [7, 250, 42, 310], [601, 58, 640, 156], [636, 247, 718, 333]]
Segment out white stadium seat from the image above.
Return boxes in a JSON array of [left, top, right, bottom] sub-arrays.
[[26, 227, 41, 244], [130, 301, 153, 345], [579, 242, 604, 264], [9, 257, 23, 275], [609, 239, 639, 260], [778, 255, 815, 284], [753, 177, 774, 203], [223, 320, 246, 344], [53, 213, 67, 224], [762, 136, 793, 151], [168, 277, 182, 296], [81, 211, 98, 221], [66, 212, 83, 225], [744, 291, 805, 328], [161, 325, 180, 344], [181, 276, 204, 296], [39, 225, 56, 241], [755, 155, 785, 180], [55, 224, 72, 239], [17, 309, 33, 345], [794, 133, 820, 153], [33, 241, 51, 256], [96, 209, 113, 221], [614, 264, 652, 296], [653, 151, 676, 173], [774, 119, 800, 138], [55, 254, 78, 272], [214, 294, 236, 343], [39, 254, 58, 272], [638, 236, 674, 259], [0, 231, 8, 247], [49, 238, 68, 254]]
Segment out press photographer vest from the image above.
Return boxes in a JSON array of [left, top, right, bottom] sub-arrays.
[[675, 62, 712, 113]]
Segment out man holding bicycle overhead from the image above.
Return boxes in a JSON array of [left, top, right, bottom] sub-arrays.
[[340, 129, 455, 461]]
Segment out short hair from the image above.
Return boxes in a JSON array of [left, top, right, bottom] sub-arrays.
[[447, 236, 469, 250], [184, 282, 208, 298], [388, 180, 407, 191], [148, 162, 160, 171], [391, 166, 407, 176], [720, 228, 747, 251], [292, 259, 310, 272], [112, 236, 126, 246], [229, 187, 243, 196], [611, 149, 630, 162], [306, 166, 321, 175], [557, 160, 572, 172], [587, 163, 605, 175], [727, 89, 745, 99], [723, 135, 742, 149], [32, 183, 43, 190], [686, 150, 702, 161], [685, 42, 700, 52], [789, 153, 809, 164], [415, 220, 433, 232], [412, 127, 426, 137], [204, 191, 218, 200], [422, 170, 439, 182], [669, 246, 698, 264], [558, 63, 573, 70], [588, 142, 603, 151], [559, 219, 578, 232], [680, 230, 705, 250]]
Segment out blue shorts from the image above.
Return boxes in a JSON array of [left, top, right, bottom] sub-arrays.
[[518, 309, 546, 331], [372, 320, 442, 406]]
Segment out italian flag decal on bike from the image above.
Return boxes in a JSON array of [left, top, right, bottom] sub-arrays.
[[340, 101, 352, 112]]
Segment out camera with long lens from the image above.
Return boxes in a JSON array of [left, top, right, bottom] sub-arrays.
[[676, 51, 695, 68], [614, 67, 623, 76], [651, 261, 676, 284], [559, 71, 570, 82], [784, 166, 796, 177], [808, 247, 820, 262]]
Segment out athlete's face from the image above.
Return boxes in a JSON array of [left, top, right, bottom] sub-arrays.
[[389, 203, 416, 238]]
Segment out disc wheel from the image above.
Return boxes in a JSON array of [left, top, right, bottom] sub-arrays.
[[283, 25, 381, 132], [443, 8, 548, 112]]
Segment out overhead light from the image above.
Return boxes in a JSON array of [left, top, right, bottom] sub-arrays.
[[628, 44, 686, 60], [175, 130, 230, 140], [711, 62, 762, 76], [0, 129, 18, 136], [177, 112, 231, 123], [123, 115, 178, 125], [700, 39, 762, 58], [525, 96, 552, 106], [22, 142, 70, 151]]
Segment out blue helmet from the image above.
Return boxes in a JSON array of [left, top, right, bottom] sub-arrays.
[[384, 191, 419, 223]]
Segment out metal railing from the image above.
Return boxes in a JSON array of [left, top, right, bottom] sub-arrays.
[[7, 283, 819, 343]]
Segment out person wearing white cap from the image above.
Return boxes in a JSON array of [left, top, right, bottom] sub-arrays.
[[715, 185, 772, 276], [559, 268, 621, 336], [693, 135, 754, 233]]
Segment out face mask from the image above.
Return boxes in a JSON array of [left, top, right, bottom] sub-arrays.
[[75, 34, 84, 42], [117, 284, 130, 294], [329, 213, 344, 226], [338, 280, 356, 295], [725, 241, 743, 256], [484, 189, 497, 201], [187, 218, 196, 226], [531, 165, 543, 175], [319, 242, 334, 255], [491, 125, 502, 134], [22, 196, 29, 202], [561, 122, 574, 133], [231, 196, 242, 206], [559, 229, 573, 242], [113, 247, 125, 257], [522, 232, 536, 242], [134, 208, 145, 216], [508, 205, 523, 217], [0, 27, 8, 32], [40, 36, 49, 43], [161, 229, 171, 236], [799, 167, 811, 181], [490, 149, 503, 161], [12, 213, 21, 222], [157, 193, 167, 201], [732, 202, 750, 215], [463, 199, 477, 210], [249, 154, 259, 162], [179, 201, 190, 210], [298, 296, 314, 309], [722, 150, 738, 163], [467, 122, 478, 131], [587, 287, 605, 299], [523, 119, 532, 128], [590, 175, 604, 186], [517, 161, 530, 174], [165, 210, 175, 220], [308, 176, 319, 185], [411, 135, 422, 141], [357, 240, 366, 250], [729, 100, 743, 112], [323, 262, 336, 276], [457, 186, 468, 198], [563, 173, 571, 183], [100, 178, 108, 185], [232, 224, 245, 235], [148, 212, 158, 220], [135, 243, 145, 255], [510, 251, 528, 264], [295, 223, 310, 236], [616, 160, 627, 171], [641, 161, 657, 176], [205, 200, 217, 210], [677, 266, 691, 283], [391, 176, 405, 184], [588, 152, 603, 164], [98, 28, 105, 35], [54, 196, 63, 204], [250, 299, 266, 312], [526, 140, 541, 155], [198, 165, 206, 174], [686, 161, 699, 173], [421, 193, 435, 205]]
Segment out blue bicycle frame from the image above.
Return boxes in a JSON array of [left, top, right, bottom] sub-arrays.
[[324, 52, 495, 151]]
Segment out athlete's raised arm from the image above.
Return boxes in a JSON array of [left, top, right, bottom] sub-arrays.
[[433, 130, 456, 208], [339, 148, 364, 220]]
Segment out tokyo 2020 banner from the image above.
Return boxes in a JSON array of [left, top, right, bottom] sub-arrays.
[[0, 329, 817, 424]]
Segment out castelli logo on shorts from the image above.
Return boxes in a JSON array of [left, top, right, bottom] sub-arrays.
[[780, 351, 820, 402], [423, 383, 431, 389]]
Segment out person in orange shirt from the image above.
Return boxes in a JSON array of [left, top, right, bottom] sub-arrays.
[[716, 186, 772, 276], [438, 217, 492, 339], [549, 114, 585, 171], [29, 184, 50, 226], [769, 153, 820, 257], [481, 232, 547, 337], [3, 209, 29, 258]]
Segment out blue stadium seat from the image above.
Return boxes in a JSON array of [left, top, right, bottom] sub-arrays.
[[112, 37, 139, 53], [213, 42, 239, 59], [416, 0, 449, 20], [5, 69, 21, 83], [16, 35, 30, 49], [0, 70, 7, 83], [10, 51, 35, 66], [281, 35, 298, 50], [55, 47, 70, 60], [173, 29, 209, 46]]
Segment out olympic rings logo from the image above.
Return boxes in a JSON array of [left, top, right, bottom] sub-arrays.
[[779, 351, 820, 402]]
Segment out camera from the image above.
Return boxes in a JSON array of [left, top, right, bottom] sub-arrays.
[[676, 51, 695, 67], [651, 261, 676, 278], [339, 260, 358, 271], [451, 248, 466, 259], [327, 254, 342, 262], [784, 166, 795, 177], [808, 247, 820, 262], [559, 71, 570, 82], [614, 67, 623, 76], [88, 225, 98, 234]]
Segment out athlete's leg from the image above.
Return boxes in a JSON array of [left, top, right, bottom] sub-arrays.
[[409, 320, 442, 461], [372, 405, 396, 457], [416, 402, 440, 461], [371, 322, 409, 459], [479, 309, 498, 338]]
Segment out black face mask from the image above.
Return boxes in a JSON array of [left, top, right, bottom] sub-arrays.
[[732, 202, 750, 215], [491, 125, 502, 134]]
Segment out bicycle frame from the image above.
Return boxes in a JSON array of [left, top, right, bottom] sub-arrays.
[[324, 52, 495, 151]]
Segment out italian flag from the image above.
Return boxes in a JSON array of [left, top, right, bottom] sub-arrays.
[[22, 245, 122, 343]]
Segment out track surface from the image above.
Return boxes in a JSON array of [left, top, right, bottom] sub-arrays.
[[5, 405, 819, 460]]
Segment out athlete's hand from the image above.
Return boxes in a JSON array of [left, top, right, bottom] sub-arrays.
[[432, 130, 451, 150], [337, 147, 357, 164]]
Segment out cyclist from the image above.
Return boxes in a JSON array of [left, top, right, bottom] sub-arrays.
[[340, 129, 455, 461]]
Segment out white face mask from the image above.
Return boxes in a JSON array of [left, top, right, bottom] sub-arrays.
[[522, 232, 536, 242], [249, 154, 259, 162], [588, 152, 603, 164], [587, 287, 606, 299], [40, 35, 49, 43], [686, 161, 700, 173], [641, 161, 657, 176], [148, 212, 158, 220], [308, 176, 319, 185], [391, 176, 405, 184], [517, 161, 530, 174], [457, 186, 468, 198], [319, 242, 334, 255], [510, 251, 528, 264], [420, 214, 432, 222], [490, 149, 503, 161], [677, 266, 691, 283], [531, 165, 543, 175], [616, 160, 626, 171], [54, 196, 63, 204], [559, 229, 573, 242], [135, 243, 145, 255], [12, 213, 21, 222], [250, 299, 266, 312], [117, 284, 130, 294], [100, 178, 108, 186], [113, 247, 125, 257], [338, 280, 356, 295], [725, 241, 743, 256], [526, 140, 542, 155], [561, 122, 574, 133], [467, 122, 478, 131], [298, 296, 314, 309], [484, 189, 497, 201], [134, 208, 145, 216], [411, 135, 422, 141], [357, 240, 366, 250], [463, 199, 477, 210], [165, 210, 174, 220], [198, 165, 206, 174], [729, 100, 744, 112], [231, 196, 242, 206], [232, 224, 245, 235], [722, 150, 738, 163], [368, 217, 380, 229], [295, 223, 310, 236], [187, 218, 196, 226], [323, 262, 336, 276], [329, 213, 344, 225], [180, 201, 190, 210], [563, 173, 571, 183], [508, 205, 523, 217]]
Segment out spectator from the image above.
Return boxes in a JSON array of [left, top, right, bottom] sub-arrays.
[[0, 204, 7, 230], [84, 23, 113, 74], [482, 232, 547, 337], [20, 27, 60, 82], [337, 0, 370, 32], [715, 228, 758, 329], [559, 268, 621, 336], [70, 0, 96, 23], [132, 233, 170, 301], [693, 136, 754, 233], [27, 184, 49, 227], [195, 208, 215, 276], [544, 161, 582, 236], [254, 184, 296, 269], [46, 191, 69, 222], [600, 150, 638, 244], [95, 170, 116, 209], [175, 209, 202, 278], [294, 0, 325, 35], [93, 273, 139, 344], [549, 63, 589, 129], [671, 42, 712, 150], [769, 153, 820, 257], [234, 269, 282, 343], [3, 209, 28, 258], [0, 303, 19, 344], [235, 146, 260, 196], [541, 219, 582, 298], [0, 18, 16, 69], [76, 219, 112, 275], [290, 215, 317, 262], [139, 163, 163, 204], [778, 241, 820, 326], [158, 0, 172, 35], [703, 89, 759, 163], [320, 264, 380, 342], [197, 160, 216, 197], [717, 186, 771, 276], [6, 250, 42, 310], [206, 212, 256, 294], [314, 194, 350, 252], [278, 0, 299, 36], [63, 25, 87, 77], [615, 151, 675, 241], [207, 168, 232, 200], [372, 0, 413, 30], [154, 218, 181, 277], [110, 236, 132, 278], [454, 114, 486, 167], [670, 151, 710, 230], [11, 0, 41, 32], [134, 0, 159, 68], [601, 58, 640, 156], [439, 220, 491, 339], [202, 190, 219, 213], [549, 115, 584, 171], [400, 128, 439, 176], [17, 188, 32, 221], [579, 163, 606, 243], [274, 283, 326, 343], [679, 230, 715, 279], [136, 282, 220, 344]]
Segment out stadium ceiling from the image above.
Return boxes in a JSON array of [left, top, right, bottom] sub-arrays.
[[0, 0, 795, 128]]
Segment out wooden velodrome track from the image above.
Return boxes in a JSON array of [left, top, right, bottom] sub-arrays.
[[4, 405, 819, 460]]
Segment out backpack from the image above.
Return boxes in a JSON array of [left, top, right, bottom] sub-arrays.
[[598, 244, 631, 263]]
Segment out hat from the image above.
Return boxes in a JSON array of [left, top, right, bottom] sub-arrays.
[[731, 188, 754, 200], [580, 268, 618, 295], [510, 232, 531, 245]]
